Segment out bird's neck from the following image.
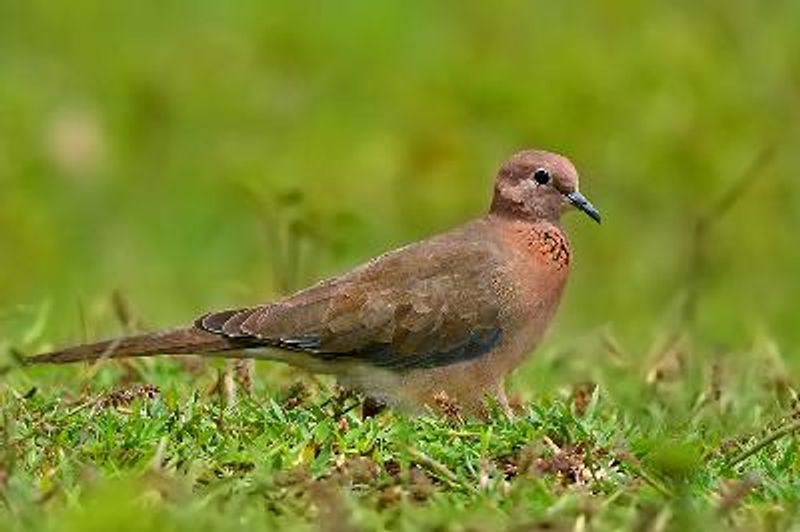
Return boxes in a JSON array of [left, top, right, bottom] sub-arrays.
[[489, 192, 562, 225], [487, 214, 571, 271]]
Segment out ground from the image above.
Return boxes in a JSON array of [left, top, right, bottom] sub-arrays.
[[2, 329, 798, 531]]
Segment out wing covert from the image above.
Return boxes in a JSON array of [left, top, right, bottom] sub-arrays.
[[198, 225, 506, 371]]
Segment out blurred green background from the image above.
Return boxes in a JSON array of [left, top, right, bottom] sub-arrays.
[[1, 0, 799, 369]]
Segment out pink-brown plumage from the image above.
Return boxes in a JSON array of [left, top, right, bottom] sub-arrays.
[[29, 149, 600, 416]]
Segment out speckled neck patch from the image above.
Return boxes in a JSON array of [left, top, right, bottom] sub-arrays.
[[530, 227, 571, 269]]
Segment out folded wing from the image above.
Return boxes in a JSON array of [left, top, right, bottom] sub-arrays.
[[198, 233, 505, 371]]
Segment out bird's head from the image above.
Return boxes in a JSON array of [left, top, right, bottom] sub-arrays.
[[490, 149, 601, 224]]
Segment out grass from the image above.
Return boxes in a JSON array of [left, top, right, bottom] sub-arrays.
[[2, 325, 800, 531]]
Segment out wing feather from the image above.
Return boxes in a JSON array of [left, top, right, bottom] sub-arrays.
[[199, 222, 506, 371]]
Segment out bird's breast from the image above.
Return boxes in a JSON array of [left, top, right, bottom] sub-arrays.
[[498, 220, 572, 281], [492, 219, 572, 371]]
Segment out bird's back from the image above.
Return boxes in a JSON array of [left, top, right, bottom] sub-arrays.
[[199, 218, 510, 372]]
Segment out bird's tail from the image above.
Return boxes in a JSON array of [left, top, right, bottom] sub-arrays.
[[27, 327, 238, 364]]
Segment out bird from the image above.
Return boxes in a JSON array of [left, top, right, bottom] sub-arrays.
[[28, 149, 600, 416]]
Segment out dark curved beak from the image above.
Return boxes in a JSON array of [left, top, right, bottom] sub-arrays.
[[566, 191, 601, 224]]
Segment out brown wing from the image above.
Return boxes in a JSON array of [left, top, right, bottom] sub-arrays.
[[197, 226, 505, 371]]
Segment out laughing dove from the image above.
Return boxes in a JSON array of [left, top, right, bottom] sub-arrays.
[[29, 149, 600, 415]]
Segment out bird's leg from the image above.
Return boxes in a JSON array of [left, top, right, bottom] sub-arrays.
[[491, 383, 514, 419], [232, 358, 254, 395]]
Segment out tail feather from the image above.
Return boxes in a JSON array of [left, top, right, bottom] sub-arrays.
[[27, 327, 243, 364]]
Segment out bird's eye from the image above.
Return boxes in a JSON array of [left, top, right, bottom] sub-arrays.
[[532, 168, 551, 185]]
